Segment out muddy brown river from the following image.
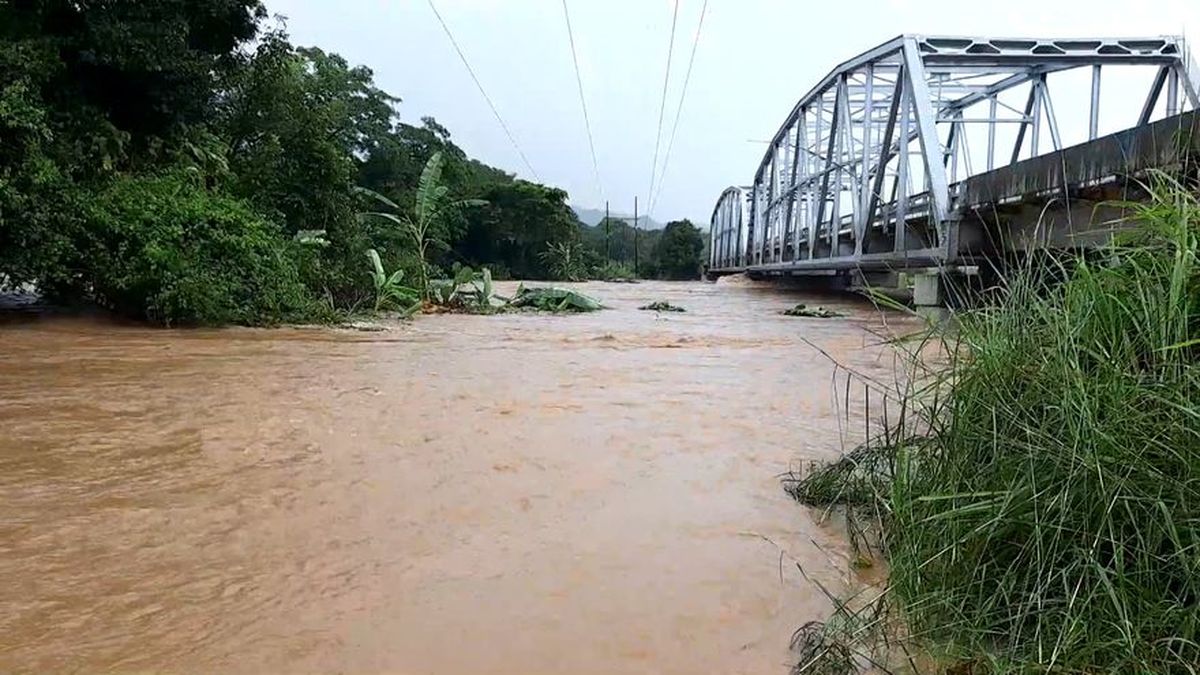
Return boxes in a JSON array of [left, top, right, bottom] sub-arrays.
[[0, 279, 914, 673]]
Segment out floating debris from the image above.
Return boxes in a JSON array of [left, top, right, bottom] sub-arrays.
[[507, 286, 603, 312], [638, 301, 686, 313], [341, 320, 389, 332], [780, 304, 842, 318]]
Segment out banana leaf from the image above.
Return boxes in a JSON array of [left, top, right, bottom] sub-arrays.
[[507, 286, 602, 312]]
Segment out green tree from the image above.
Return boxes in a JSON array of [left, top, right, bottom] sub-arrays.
[[0, 0, 265, 172], [218, 33, 399, 304], [652, 220, 705, 280], [0, 0, 270, 295], [458, 181, 581, 279], [359, 117, 466, 202]]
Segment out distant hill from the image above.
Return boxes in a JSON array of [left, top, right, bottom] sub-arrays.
[[572, 206, 665, 231]]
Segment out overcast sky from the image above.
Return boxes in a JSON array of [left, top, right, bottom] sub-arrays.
[[265, 0, 1200, 225]]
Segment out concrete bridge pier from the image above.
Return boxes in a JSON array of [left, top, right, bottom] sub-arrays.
[[911, 270, 948, 321]]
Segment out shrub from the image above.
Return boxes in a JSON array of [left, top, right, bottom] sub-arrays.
[[80, 171, 323, 325]]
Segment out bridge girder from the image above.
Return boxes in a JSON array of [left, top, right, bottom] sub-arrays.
[[710, 35, 1200, 273]]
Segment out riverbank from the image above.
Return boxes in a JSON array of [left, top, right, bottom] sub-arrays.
[[788, 183, 1200, 672]]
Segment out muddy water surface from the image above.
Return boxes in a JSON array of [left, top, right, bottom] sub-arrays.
[[0, 280, 913, 674]]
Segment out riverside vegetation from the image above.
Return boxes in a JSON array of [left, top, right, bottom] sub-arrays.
[[785, 179, 1200, 673], [0, 1, 705, 327]]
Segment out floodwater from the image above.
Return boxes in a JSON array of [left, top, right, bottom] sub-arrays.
[[0, 279, 914, 674]]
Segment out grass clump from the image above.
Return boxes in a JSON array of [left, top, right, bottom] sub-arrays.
[[791, 177, 1200, 672], [785, 442, 896, 509]]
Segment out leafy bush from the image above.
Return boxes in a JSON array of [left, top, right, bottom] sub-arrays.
[[80, 171, 322, 326], [359, 152, 485, 296], [428, 265, 497, 313]]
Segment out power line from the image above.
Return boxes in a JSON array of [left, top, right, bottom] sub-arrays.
[[426, 0, 540, 181], [560, 0, 603, 202], [650, 0, 708, 214], [645, 0, 680, 217]]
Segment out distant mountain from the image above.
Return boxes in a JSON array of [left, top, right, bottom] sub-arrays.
[[571, 206, 665, 231]]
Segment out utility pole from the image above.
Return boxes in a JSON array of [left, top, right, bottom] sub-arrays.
[[633, 196, 639, 278], [604, 200, 611, 262]]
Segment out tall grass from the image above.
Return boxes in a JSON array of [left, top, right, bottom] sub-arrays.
[[791, 177, 1200, 672]]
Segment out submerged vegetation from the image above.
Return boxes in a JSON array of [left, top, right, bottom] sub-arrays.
[[787, 179, 1200, 673], [507, 286, 603, 313], [781, 304, 843, 318], [639, 301, 686, 312], [428, 266, 497, 313]]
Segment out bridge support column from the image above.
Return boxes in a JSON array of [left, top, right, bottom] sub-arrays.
[[912, 271, 948, 321]]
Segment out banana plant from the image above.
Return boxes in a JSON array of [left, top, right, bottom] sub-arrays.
[[464, 267, 495, 312], [358, 152, 486, 297], [428, 264, 478, 306], [367, 248, 421, 315]]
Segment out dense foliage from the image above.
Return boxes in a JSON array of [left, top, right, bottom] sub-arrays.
[[81, 170, 321, 325], [2, 0, 699, 325], [576, 217, 705, 280]]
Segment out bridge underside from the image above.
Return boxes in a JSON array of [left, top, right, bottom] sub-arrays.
[[710, 35, 1200, 280]]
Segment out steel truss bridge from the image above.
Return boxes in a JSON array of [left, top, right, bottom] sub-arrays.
[[708, 35, 1200, 278]]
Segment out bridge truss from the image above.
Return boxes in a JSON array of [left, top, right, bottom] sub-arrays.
[[709, 35, 1200, 273]]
